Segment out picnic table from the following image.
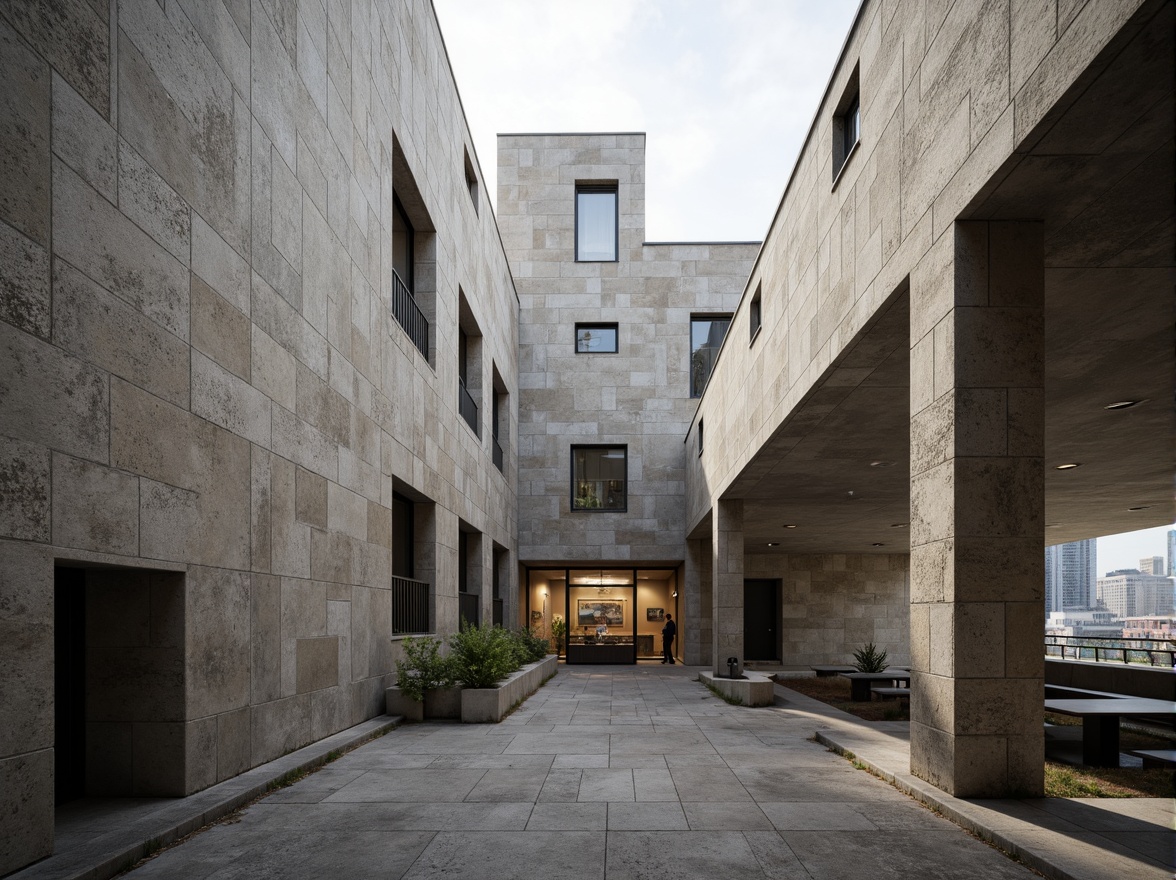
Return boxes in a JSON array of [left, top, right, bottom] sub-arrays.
[[1044, 697, 1176, 767], [839, 670, 911, 701]]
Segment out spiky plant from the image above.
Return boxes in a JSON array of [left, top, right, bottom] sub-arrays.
[[852, 641, 888, 673]]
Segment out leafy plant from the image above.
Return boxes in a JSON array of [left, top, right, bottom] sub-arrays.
[[509, 627, 550, 664], [448, 621, 518, 688], [852, 641, 888, 673], [395, 636, 455, 701], [550, 615, 567, 655]]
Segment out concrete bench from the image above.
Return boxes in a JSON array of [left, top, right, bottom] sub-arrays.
[[1130, 749, 1176, 769], [872, 686, 910, 700], [810, 665, 855, 677], [1044, 684, 1126, 701]]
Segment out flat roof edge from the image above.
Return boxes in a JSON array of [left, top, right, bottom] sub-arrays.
[[497, 131, 647, 138]]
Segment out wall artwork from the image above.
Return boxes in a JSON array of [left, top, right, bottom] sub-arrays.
[[646, 607, 665, 622], [577, 599, 625, 628]]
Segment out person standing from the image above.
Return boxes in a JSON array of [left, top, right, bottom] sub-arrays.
[[661, 614, 677, 664]]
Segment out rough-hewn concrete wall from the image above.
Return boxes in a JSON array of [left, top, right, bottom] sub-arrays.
[[746, 553, 910, 667], [0, 0, 517, 871], [497, 133, 757, 564]]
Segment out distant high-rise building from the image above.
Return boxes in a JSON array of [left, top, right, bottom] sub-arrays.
[[1140, 556, 1165, 575], [1097, 566, 1176, 618], [1044, 539, 1097, 613], [1168, 529, 1175, 576]]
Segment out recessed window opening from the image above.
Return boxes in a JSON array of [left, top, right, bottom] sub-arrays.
[[749, 284, 762, 343], [572, 445, 627, 511], [690, 314, 731, 396], [576, 183, 618, 261], [697, 419, 704, 456], [392, 194, 414, 291], [575, 323, 619, 353], [463, 148, 479, 213], [832, 64, 861, 183]]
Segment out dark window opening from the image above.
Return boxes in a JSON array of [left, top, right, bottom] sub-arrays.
[[572, 445, 627, 511], [832, 64, 861, 183], [392, 493, 415, 579], [575, 323, 619, 353], [576, 184, 618, 261], [698, 419, 704, 456], [749, 285, 762, 343], [463, 148, 479, 214], [392, 194, 414, 292], [690, 314, 731, 396]]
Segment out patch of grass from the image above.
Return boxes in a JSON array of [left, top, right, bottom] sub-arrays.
[[1045, 762, 1174, 798], [781, 675, 908, 721]]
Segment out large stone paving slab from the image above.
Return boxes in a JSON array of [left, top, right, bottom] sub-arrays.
[[120, 667, 1041, 879]]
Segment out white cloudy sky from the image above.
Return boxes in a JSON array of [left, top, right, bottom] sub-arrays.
[[433, 0, 860, 241], [432, 0, 1174, 574]]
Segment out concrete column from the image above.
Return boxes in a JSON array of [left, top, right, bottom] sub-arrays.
[[711, 499, 744, 675], [477, 532, 493, 625], [909, 221, 1045, 797], [683, 538, 712, 666]]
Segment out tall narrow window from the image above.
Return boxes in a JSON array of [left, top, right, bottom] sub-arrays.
[[832, 64, 861, 183], [392, 493, 414, 579], [697, 419, 704, 456], [572, 445, 627, 511], [749, 285, 762, 343], [690, 314, 731, 396], [458, 326, 478, 436], [463, 148, 479, 214], [492, 387, 504, 472], [576, 184, 617, 261]]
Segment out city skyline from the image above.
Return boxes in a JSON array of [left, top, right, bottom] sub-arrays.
[[1092, 524, 1176, 575]]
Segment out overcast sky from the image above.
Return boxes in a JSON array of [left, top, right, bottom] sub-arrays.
[[432, 0, 1174, 575], [433, 0, 860, 241]]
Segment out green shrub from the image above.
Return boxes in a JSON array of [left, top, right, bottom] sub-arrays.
[[395, 636, 455, 701], [852, 641, 888, 673], [448, 622, 518, 688], [511, 627, 551, 663]]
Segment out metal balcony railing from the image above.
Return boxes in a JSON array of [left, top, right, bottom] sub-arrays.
[[391, 576, 430, 634], [492, 598, 504, 626], [492, 435, 504, 472], [1044, 635, 1175, 667], [391, 270, 429, 358], [458, 380, 479, 436], [459, 591, 480, 627]]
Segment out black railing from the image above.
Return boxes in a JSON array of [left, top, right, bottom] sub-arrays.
[[459, 591, 480, 627], [492, 598, 504, 626], [391, 576, 430, 634], [458, 381, 479, 435], [492, 436, 504, 472], [391, 270, 429, 358], [1045, 635, 1176, 667]]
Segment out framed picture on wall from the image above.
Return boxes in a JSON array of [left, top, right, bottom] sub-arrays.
[[576, 599, 624, 627], [646, 607, 665, 622]]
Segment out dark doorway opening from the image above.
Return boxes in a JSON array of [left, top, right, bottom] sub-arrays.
[[744, 579, 779, 662], [54, 567, 87, 804]]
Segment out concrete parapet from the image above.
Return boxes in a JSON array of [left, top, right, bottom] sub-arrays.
[[699, 670, 775, 707]]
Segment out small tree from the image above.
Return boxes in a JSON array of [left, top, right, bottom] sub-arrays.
[[852, 641, 888, 673], [550, 615, 567, 655]]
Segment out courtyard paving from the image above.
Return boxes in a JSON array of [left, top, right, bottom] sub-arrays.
[[116, 665, 1043, 879]]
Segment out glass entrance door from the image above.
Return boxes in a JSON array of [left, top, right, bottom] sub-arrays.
[[566, 569, 636, 664]]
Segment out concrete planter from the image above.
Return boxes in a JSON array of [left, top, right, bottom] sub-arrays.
[[384, 685, 463, 721], [700, 670, 775, 707], [460, 654, 558, 723]]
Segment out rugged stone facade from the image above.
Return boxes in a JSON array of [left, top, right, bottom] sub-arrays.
[[0, 1, 517, 872]]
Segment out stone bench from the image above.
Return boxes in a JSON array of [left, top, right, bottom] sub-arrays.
[[810, 665, 855, 677], [872, 686, 910, 701], [1130, 749, 1176, 769], [699, 670, 775, 707]]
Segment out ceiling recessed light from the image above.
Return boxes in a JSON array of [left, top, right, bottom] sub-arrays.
[[869, 460, 894, 468], [890, 522, 908, 528], [1104, 400, 1142, 410], [783, 524, 797, 529], [872, 542, 885, 547], [1054, 463, 1081, 470], [1128, 506, 1151, 511], [766, 542, 779, 547]]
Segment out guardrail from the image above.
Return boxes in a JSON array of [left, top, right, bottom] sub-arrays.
[[391, 270, 429, 358], [391, 576, 430, 634], [1045, 635, 1175, 667], [458, 381, 479, 435]]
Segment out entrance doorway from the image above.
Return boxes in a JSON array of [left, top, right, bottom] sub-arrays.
[[744, 579, 779, 662], [54, 568, 87, 804]]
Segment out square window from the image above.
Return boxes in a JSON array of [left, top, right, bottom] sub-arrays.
[[690, 314, 731, 396], [572, 446, 626, 511], [575, 323, 618, 353], [576, 184, 617, 261]]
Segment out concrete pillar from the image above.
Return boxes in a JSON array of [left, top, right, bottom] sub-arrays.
[[476, 532, 493, 625], [711, 499, 744, 676], [909, 221, 1045, 797], [684, 538, 712, 666]]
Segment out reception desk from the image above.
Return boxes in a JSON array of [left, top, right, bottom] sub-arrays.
[[566, 636, 635, 664]]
